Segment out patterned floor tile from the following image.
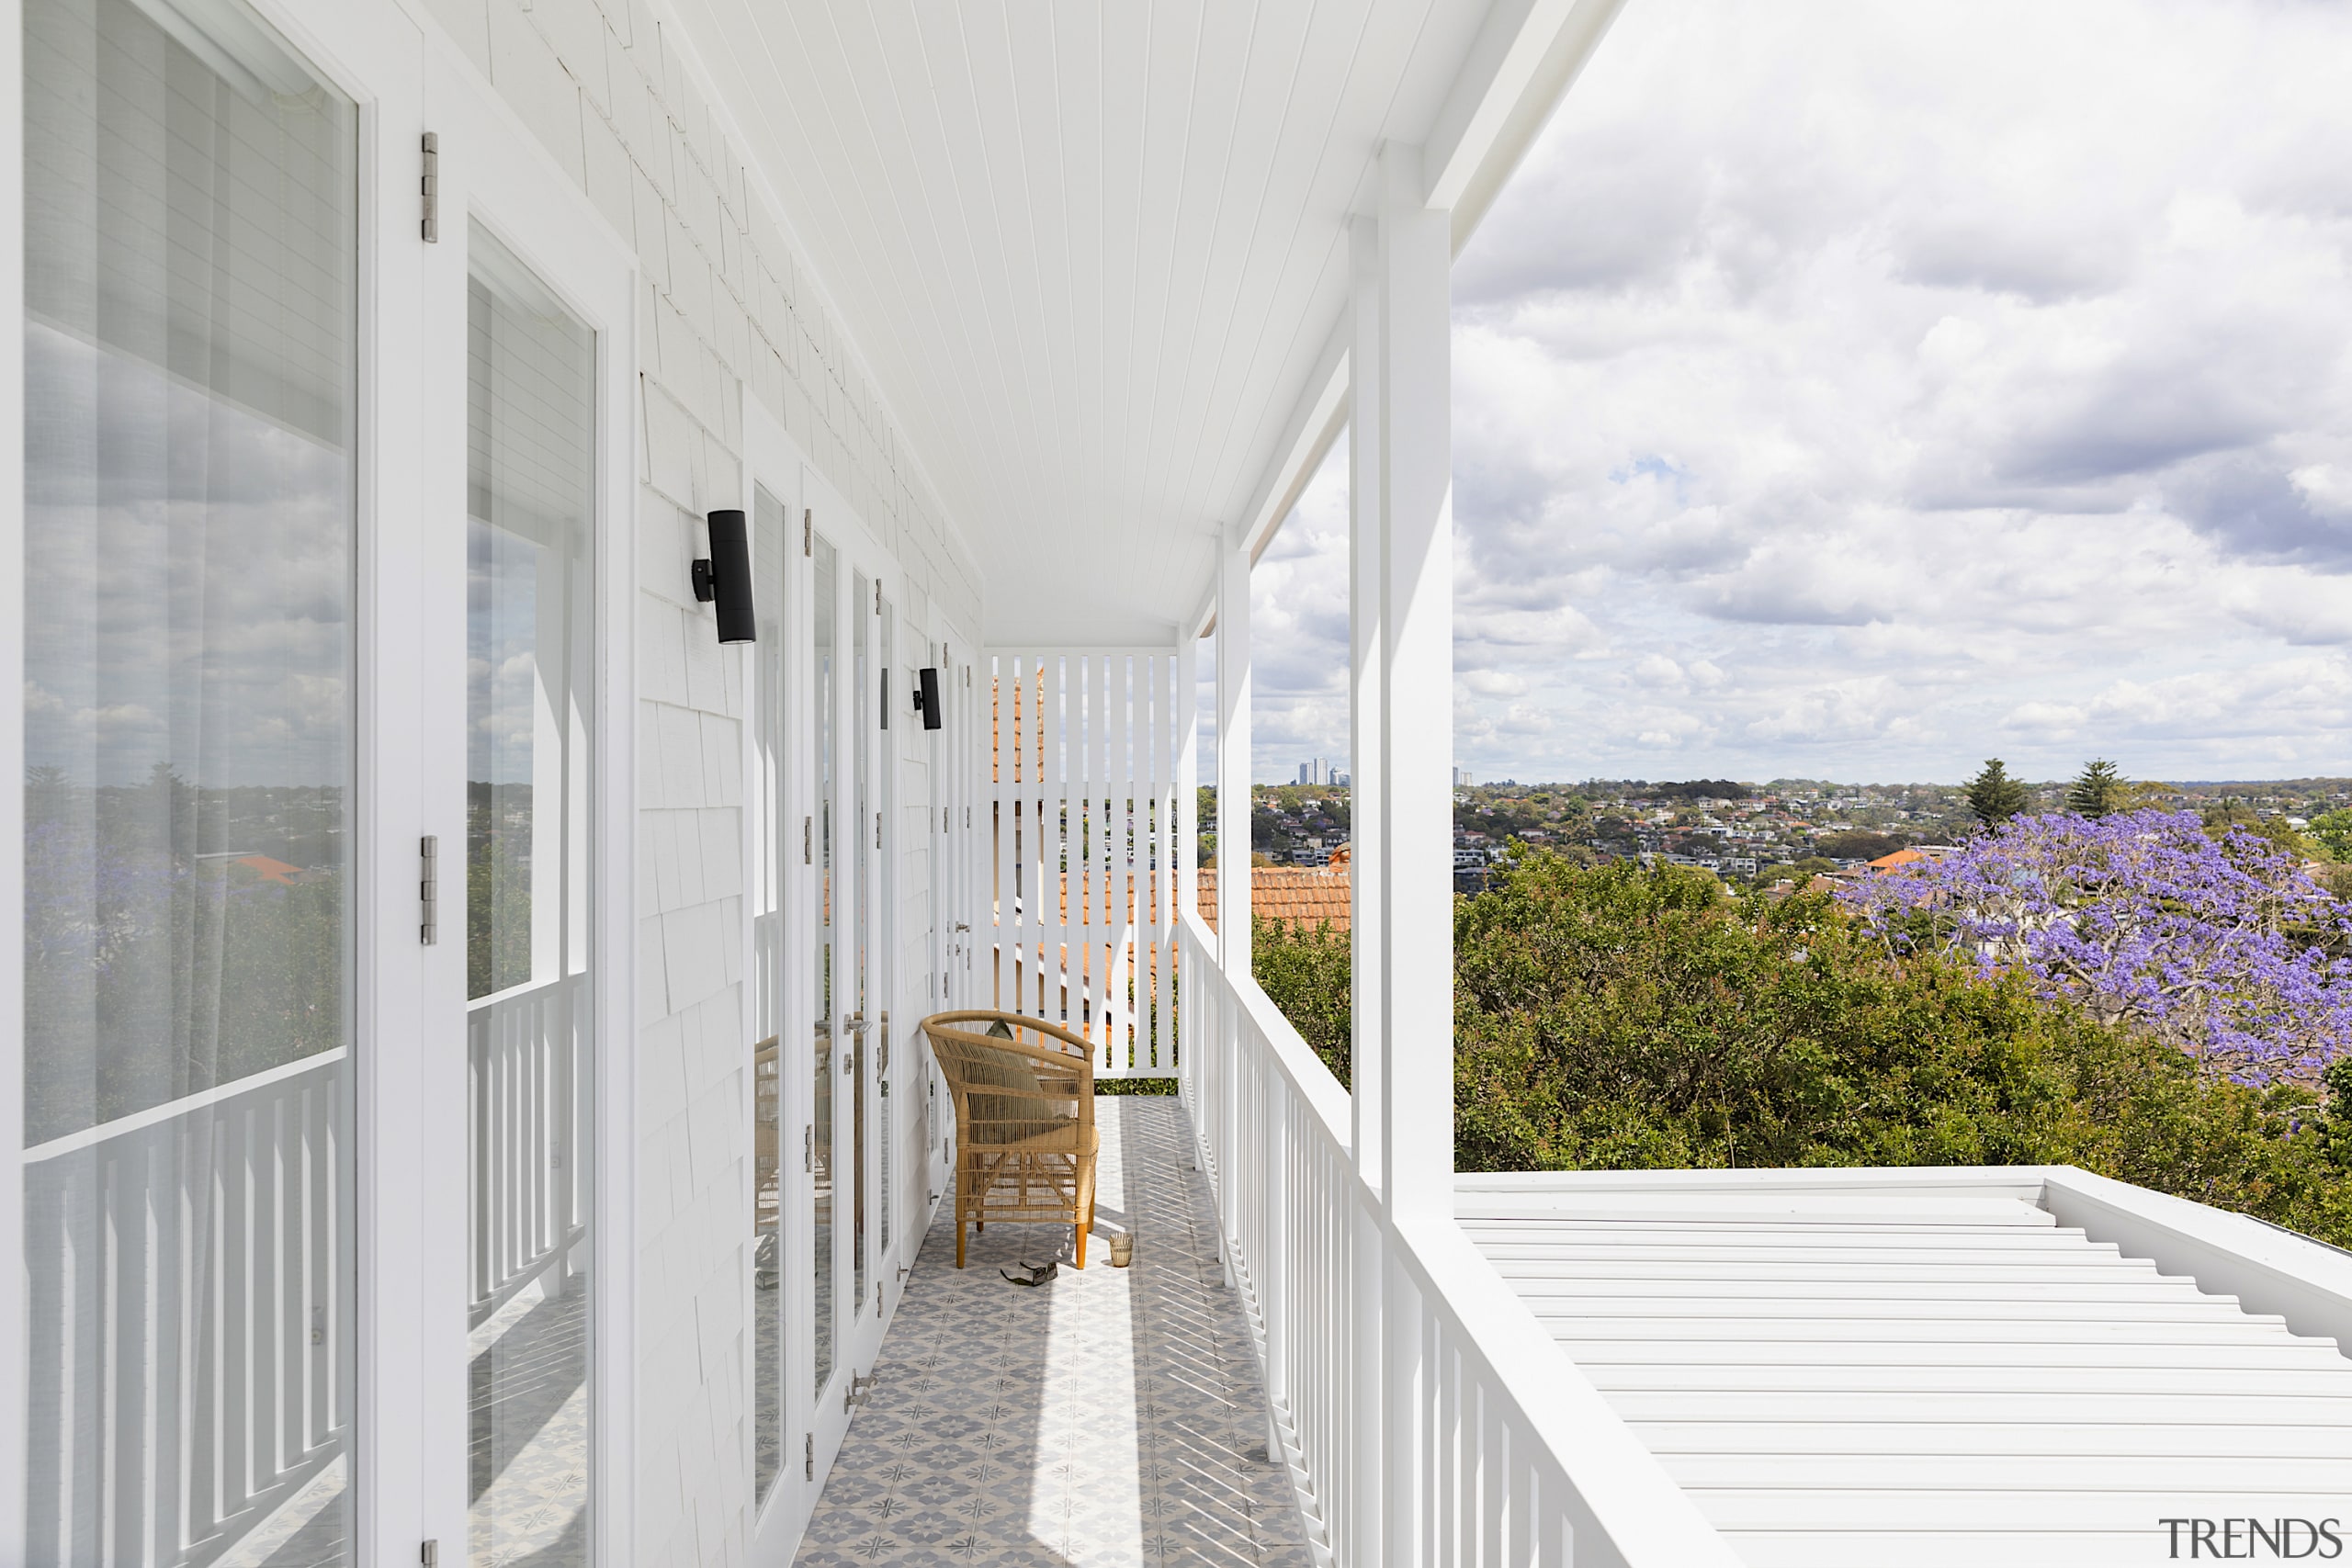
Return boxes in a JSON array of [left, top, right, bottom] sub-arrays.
[[796, 1100, 1309, 1564]]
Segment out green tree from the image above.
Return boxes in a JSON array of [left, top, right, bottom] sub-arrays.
[[2066, 759, 2128, 818], [1964, 758, 2030, 829], [1252, 916, 1352, 1086], [2201, 800, 2313, 858], [1815, 829, 1905, 862], [2308, 807, 2352, 863], [1449, 852, 2352, 1243]]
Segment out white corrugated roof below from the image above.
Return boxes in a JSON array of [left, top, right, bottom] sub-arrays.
[[1458, 1167, 2352, 1568]]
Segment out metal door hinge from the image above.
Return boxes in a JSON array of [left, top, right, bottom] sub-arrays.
[[874, 581, 883, 615], [876, 812, 883, 850], [943, 807, 948, 831], [419, 836, 438, 944], [803, 508, 812, 556], [421, 132, 438, 242], [803, 1125, 812, 1172], [804, 816, 811, 864], [422, 1543, 440, 1568], [804, 1432, 814, 1480], [846, 1370, 876, 1411]]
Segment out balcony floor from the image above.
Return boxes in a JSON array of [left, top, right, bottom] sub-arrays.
[[795, 1097, 1312, 1566]]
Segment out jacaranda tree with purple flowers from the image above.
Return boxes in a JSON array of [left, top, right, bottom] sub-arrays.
[[1842, 809, 2352, 1086]]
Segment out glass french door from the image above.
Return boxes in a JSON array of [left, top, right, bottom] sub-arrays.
[[811, 529, 841, 1408], [17, 0, 367, 1559], [12, 3, 625, 1558], [453, 224, 598, 1568], [419, 48, 627, 1568], [750, 485, 788, 1506], [851, 570, 872, 1325], [9, 0, 458, 1557]]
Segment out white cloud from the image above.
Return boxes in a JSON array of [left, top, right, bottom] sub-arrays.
[[1240, 1, 2352, 786]]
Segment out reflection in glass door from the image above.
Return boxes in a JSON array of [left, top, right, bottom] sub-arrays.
[[750, 485, 786, 1503], [811, 534, 837, 1396], [464, 229, 598, 1568], [20, 0, 360, 1557]]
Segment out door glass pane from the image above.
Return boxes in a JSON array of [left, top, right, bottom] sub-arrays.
[[812, 534, 836, 1393], [751, 485, 785, 1503], [853, 570, 870, 1319], [22, 0, 358, 1558], [466, 227, 596, 1568]]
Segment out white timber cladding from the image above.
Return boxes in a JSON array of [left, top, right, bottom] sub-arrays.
[[1459, 1168, 2352, 1568], [404, 0, 979, 1561], [983, 649, 1182, 1077]]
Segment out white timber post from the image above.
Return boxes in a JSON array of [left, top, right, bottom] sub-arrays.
[[1216, 522, 1252, 976], [1176, 631, 1199, 1110], [1215, 521, 1252, 1288], [1346, 209, 1389, 1568], [1373, 140, 1453, 1567]]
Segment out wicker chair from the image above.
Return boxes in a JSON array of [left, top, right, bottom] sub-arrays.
[[921, 1010, 1100, 1269]]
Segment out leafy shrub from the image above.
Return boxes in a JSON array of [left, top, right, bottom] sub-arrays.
[[1251, 915, 1353, 1085], [1251, 849, 2352, 1245]]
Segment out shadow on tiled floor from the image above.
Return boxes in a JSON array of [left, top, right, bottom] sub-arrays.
[[796, 1098, 1311, 1566]]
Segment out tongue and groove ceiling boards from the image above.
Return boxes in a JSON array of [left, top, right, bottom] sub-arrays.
[[663, 0, 1623, 645]]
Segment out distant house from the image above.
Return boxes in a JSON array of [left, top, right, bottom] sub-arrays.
[[1199, 863, 1351, 932], [1868, 845, 1955, 874]]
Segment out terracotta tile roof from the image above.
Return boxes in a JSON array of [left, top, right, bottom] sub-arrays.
[[1196, 865, 1351, 933]]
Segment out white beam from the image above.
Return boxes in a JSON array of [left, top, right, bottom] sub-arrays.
[[1236, 315, 1351, 565], [1424, 0, 1630, 250]]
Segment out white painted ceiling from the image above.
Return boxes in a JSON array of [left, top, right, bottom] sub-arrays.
[[670, 0, 1502, 645]]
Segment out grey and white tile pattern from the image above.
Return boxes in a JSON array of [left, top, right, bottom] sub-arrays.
[[797, 1098, 1312, 1566]]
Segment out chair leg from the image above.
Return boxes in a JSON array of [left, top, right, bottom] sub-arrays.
[[1075, 1220, 1087, 1269], [956, 1213, 967, 1269]]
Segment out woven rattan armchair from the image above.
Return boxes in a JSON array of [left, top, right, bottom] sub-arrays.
[[921, 1010, 1100, 1269]]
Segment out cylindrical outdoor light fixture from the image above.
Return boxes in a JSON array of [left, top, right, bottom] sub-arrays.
[[693, 508, 755, 644], [915, 665, 943, 730]]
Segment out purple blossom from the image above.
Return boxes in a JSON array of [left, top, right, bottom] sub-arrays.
[[1840, 809, 2352, 1085]]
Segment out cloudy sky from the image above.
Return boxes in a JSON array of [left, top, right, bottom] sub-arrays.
[[1243, 0, 2352, 787]]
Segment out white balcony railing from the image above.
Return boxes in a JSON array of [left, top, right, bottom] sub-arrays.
[[468, 972, 589, 1325], [24, 1050, 351, 1566], [1176, 910, 1741, 1568]]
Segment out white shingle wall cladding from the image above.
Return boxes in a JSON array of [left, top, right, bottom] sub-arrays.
[[411, 0, 983, 1562]]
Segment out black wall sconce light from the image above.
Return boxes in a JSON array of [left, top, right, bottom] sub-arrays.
[[693, 509, 755, 645], [912, 666, 943, 730]]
